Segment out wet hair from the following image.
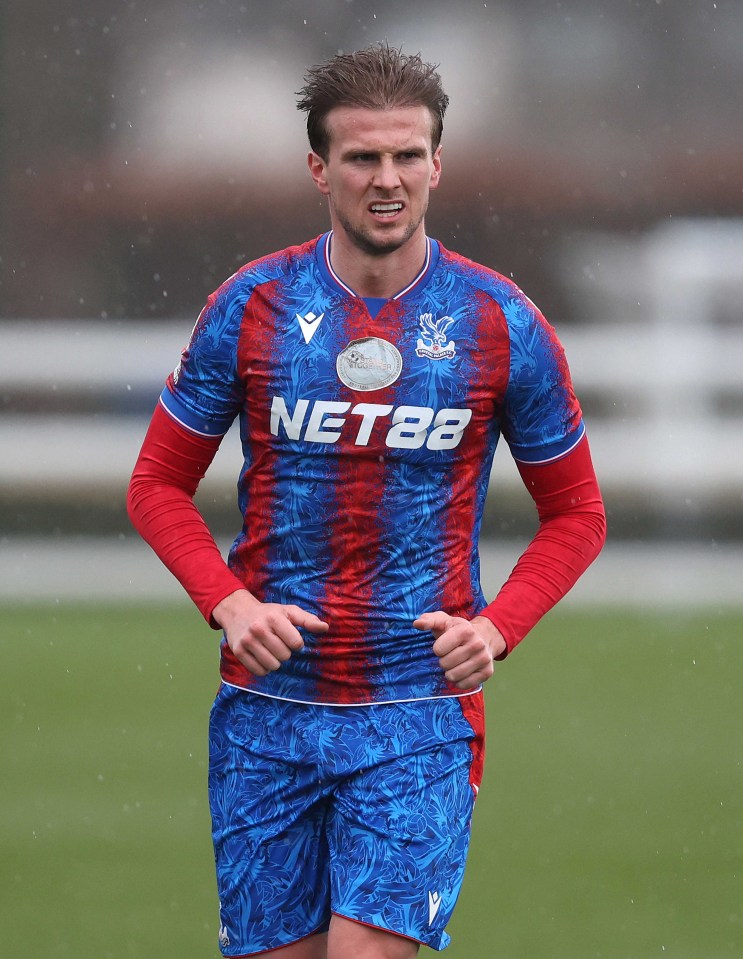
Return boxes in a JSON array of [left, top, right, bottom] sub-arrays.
[[296, 42, 449, 160]]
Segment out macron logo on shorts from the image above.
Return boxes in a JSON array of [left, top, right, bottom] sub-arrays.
[[428, 890, 443, 925]]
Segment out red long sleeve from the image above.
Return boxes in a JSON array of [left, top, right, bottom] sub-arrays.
[[478, 435, 606, 656], [126, 403, 245, 625]]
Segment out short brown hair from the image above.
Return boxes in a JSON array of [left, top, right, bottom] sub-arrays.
[[296, 42, 449, 160]]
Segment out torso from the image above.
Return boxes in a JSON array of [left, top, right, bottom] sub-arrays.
[[164, 233, 581, 704]]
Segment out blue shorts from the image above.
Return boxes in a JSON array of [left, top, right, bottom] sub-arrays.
[[208, 684, 486, 956]]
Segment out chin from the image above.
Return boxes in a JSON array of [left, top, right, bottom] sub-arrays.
[[356, 224, 418, 257], [334, 206, 422, 256], [363, 236, 407, 257]]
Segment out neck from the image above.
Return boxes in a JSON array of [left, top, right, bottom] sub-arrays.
[[328, 229, 429, 299]]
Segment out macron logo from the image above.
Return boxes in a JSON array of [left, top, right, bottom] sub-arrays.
[[428, 890, 443, 925], [295, 311, 324, 344]]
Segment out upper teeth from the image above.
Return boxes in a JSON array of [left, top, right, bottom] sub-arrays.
[[372, 203, 402, 212]]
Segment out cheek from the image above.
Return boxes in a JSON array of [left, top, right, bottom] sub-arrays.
[[411, 173, 435, 198], [343, 178, 369, 203]]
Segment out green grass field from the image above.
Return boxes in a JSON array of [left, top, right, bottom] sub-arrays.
[[1, 603, 741, 958]]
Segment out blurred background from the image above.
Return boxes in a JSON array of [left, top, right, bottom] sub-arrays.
[[2, 4, 743, 958], [2, 0, 743, 601], [2, 0, 743, 605]]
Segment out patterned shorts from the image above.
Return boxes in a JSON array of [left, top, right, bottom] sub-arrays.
[[208, 684, 486, 956]]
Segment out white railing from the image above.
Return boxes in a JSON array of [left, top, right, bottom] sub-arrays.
[[557, 218, 743, 498]]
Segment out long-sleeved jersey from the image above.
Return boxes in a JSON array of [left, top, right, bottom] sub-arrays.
[[155, 232, 589, 705]]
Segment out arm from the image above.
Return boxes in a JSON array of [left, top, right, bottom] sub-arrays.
[[414, 432, 606, 689], [478, 431, 606, 654], [126, 401, 245, 623], [126, 403, 327, 670]]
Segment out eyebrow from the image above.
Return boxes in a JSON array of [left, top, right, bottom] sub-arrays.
[[341, 145, 427, 158]]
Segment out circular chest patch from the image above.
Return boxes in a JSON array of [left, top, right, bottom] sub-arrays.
[[336, 337, 403, 392]]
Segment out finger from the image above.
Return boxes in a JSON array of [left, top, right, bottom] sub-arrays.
[[432, 622, 472, 658], [258, 610, 308, 652], [237, 648, 274, 677], [248, 629, 297, 663], [436, 642, 473, 672], [434, 622, 490, 664], [444, 653, 495, 688], [238, 635, 286, 673], [231, 613, 300, 668], [413, 611, 452, 636], [451, 670, 490, 691], [251, 606, 328, 658], [285, 606, 330, 635]]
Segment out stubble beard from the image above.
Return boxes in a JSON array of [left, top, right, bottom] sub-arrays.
[[332, 202, 427, 258]]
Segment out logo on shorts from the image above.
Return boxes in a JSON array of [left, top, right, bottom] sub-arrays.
[[428, 890, 443, 925], [218, 922, 230, 948], [336, 337, 403, 392], [415, 313, 457, 360]]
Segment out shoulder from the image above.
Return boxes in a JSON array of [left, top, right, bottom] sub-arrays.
[[183, 237, 320, 356], [436, 243, 544, 331], [436, 244, 523, 303], [211, 236, 321, 307]]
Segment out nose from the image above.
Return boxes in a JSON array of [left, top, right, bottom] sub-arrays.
[[372, 156, 401, 192]]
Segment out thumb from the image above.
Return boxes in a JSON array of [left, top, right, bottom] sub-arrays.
[[413, 611, 450, 637], [287, 607, 330, 634]]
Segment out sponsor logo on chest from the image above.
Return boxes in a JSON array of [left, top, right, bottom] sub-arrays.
[[337, 337, 403, 391], [270, 396, 472, 450]]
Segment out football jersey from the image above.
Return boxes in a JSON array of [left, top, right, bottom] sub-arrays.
[[160, 232, 584, 705]]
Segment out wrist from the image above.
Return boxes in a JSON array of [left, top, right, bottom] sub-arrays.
[[212, 589, 260, 629], [471, 615, 507, 660]]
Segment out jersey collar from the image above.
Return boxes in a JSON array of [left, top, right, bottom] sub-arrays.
[[316, 231, 439, 301]]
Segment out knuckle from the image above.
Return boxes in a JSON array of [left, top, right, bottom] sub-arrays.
[[263, 609, 281, 629], [246, 620, 268, 642], [245, 630, 267, 651]]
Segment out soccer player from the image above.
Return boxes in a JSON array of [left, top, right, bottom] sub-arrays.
[[127, 43, 606, 959]]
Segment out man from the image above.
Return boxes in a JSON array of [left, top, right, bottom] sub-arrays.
[[127, 43, 605, 959]]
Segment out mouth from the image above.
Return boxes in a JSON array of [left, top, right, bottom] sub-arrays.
[[369, 201, 404, 219]]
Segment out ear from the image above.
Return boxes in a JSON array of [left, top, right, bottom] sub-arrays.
[[429, 144, 442, 191], [307, 152, 330, 196]]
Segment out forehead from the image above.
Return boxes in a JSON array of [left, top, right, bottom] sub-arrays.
[[323, 105, 435, 153]]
